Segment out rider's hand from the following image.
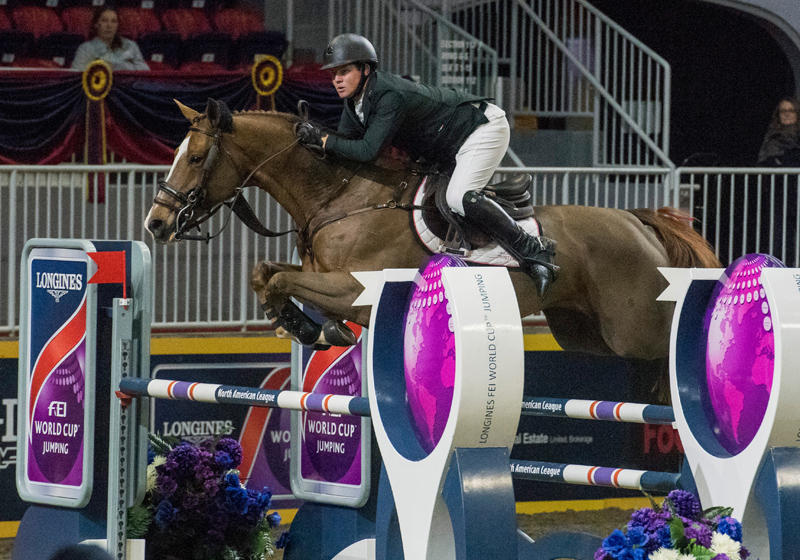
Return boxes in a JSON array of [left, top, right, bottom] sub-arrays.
[[296, 122, 324, 154]]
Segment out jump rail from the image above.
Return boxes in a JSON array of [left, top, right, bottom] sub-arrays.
[[119, 379, 676, 425], [509, 460, 681, 493]]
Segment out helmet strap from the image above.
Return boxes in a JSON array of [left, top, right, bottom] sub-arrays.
[[349, 64, 371, 100]]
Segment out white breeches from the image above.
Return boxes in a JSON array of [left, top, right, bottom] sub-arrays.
[[446, 102, 511, 215]]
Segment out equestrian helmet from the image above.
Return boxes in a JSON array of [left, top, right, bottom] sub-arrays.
[[322, 34, 378, 70]]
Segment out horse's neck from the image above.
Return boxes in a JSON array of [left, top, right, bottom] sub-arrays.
[[233, 115, 405, 227]]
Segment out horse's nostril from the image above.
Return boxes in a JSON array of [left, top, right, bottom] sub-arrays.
[[148, 219, 163, 233]]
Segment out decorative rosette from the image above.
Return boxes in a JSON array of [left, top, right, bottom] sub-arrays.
[[251, 55, 283, 97], [82, 59, 113, 101]]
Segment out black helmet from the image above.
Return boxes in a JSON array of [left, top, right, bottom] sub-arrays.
[[322, 34, 378, 70]]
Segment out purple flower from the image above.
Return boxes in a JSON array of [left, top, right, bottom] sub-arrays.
[[154, 500, 179, 529], [685, 523, 712, 548], [717, 517, 743, 542], [181, 491, 201, 510], [741, 545, 750, 559], [602, 529, 628, 556], [667, 489, 701, 520], [628, 508, 669, 532], [216, 438, 244, 468], [267, 512, 282, 527], [276, 531, 291, 549], [156, 475, 178, 497], [711, 555, 731, 560]]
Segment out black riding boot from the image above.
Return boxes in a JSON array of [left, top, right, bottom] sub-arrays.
[[462, 191, 559, 299]]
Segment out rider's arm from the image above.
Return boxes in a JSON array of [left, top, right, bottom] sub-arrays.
[[325, 91, 404, 162]]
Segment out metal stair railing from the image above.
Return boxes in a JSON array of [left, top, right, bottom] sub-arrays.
[[449, 0, 672, 167], [328, 0, 498, 100]]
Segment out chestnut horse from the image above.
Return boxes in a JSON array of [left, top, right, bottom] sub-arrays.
[[145, 99, 720, 364]]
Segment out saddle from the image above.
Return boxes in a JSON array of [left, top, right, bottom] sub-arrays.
[[420, 173, 536, 253]]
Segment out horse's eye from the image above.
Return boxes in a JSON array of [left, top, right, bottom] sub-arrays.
[[189, 155, 203, 165]]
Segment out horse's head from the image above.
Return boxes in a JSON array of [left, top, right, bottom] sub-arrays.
[[145, 98, 241, 244]]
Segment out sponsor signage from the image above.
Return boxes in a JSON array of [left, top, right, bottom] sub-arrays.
[[291, 322, 371, 507], [17, 246, 96, 507]]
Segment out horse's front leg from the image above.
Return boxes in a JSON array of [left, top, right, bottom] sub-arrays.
[[251, 262, 368, 349]]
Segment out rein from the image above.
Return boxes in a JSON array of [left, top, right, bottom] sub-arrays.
[[154, 125, 300, 243]]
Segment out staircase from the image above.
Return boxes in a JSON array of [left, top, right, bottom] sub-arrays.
[[328, 0, 672, 167]]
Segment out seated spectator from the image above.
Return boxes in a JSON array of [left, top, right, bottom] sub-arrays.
[[757, 97, 800, 167], [71, 6, 149, 71]]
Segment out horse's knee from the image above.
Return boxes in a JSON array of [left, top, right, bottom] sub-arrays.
[[251, 261, 288, 294], [266, 272, 290, 294]]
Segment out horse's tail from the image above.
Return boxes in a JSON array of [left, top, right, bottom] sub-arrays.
[[628, 207, 722, 268]]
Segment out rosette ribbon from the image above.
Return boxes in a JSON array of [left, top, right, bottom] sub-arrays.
[[82, 60, 113, 202]]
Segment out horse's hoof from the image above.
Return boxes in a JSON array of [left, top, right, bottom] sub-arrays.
[[321, 320, 358, 347]]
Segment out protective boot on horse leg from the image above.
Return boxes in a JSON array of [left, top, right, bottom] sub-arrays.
[[461, 190, 559, 299]]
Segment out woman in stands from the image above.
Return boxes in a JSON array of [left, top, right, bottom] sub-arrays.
[[71, 6, 149, 71], [757, 97, 800, 167], [757, 97, 800, 266], [296, 33, 558, 298]]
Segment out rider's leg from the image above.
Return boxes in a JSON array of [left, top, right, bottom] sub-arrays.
[[446, 103, 559, 299]]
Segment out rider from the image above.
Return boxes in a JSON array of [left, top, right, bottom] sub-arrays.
[[296, 33, 558, 298]]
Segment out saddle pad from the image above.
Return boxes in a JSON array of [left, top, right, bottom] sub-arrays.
[[412, 177, 542, 267]]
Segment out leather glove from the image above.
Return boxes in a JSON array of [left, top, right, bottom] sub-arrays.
[[296, 122, 324, 154]]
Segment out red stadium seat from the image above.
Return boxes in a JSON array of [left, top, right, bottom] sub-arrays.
[[212, 7, 262, 40], [35, 30, 83, 66], [0, 30, 34, 66], [179, 30, 231, 70], [12, 6, 63, 39], [60, 6, 93, 39], [160, 8, 211, 40], [117, 7, 161, 39], [137, 30, 180, 69], [0, 9, 11, 31]]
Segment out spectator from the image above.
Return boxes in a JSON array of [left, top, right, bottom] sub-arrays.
[[756, 96, 799, 266], [71, 6, 149, 71], [49, 544, 114, 560], [757, 97, 800, 167]]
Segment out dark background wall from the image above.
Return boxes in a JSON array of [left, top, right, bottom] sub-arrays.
[[590, 0, 796, 167]]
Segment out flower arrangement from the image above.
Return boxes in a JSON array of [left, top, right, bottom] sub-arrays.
[[127, 435, 283, 560], [596, 490, 749, 560]]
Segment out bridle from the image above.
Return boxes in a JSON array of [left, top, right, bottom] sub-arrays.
[[153, 123, 299, 243]]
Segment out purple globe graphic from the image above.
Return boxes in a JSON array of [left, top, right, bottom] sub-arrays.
[[403, 254, 466, 454], [703, 254, 783, 455]]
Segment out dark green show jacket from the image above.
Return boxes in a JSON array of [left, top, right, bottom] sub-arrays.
[[325, 71, 490, 165]]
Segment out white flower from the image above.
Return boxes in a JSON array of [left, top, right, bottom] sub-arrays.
[[710, 531, 742, 560], [677, 555, 696, 560], [649, 549, 680, 560], [146, 455, 166, 492]]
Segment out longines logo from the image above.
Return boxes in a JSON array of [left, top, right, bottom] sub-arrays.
[[36, 272, 83, 302]]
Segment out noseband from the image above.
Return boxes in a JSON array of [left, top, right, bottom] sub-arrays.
[[153, 124, 299, 243]]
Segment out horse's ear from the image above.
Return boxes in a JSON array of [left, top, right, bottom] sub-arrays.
[[206, 98, 234, 133], [174, 99, 200, 122]]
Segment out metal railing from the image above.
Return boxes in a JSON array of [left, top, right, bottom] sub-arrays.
[[328, 0, 498, 100], [4, 163, 800, 334], [0, 165, 297, 335], [677, 167, 800, 268], [449, 0, 671, 167]]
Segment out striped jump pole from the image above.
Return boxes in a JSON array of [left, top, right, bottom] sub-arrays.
[[118, 377, 371, 417], [520, 396, 675, 425], [510, 460, 681, 494]]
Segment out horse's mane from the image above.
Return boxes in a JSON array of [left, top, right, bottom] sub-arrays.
[[628, 207, 722, 268]]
